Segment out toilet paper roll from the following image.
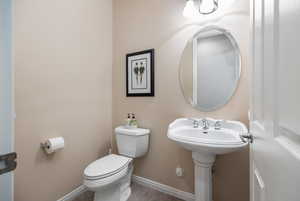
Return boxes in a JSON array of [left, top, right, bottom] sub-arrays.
[[44, 137, 65, 154]]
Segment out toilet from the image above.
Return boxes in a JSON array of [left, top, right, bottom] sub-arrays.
[[83, 126, 150, 201]]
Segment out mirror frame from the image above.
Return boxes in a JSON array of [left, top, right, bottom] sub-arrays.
[[179, 26, 242, 112]]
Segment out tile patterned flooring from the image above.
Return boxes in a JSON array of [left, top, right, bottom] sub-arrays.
[[74, 182, 183, 201]]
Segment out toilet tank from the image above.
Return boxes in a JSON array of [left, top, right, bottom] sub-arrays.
[[115, 126, 150, 158]]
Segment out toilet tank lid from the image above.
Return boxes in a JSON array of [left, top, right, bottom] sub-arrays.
[[115, 126, 150, 136]]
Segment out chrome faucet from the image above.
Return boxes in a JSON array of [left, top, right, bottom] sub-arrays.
[[201, 119, 210, 130]]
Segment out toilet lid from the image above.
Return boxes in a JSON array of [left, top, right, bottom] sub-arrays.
[[84, 154, 132, 180]]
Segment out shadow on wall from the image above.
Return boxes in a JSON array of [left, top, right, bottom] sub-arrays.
[[112, 1, 250, 201]]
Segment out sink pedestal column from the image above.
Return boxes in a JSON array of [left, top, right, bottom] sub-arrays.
[[192, 152, 216, 201]]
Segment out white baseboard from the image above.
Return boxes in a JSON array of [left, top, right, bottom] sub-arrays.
[[57, 185, 87, 201], [57, 176, 195, 201], [132, 175, 195, 201]]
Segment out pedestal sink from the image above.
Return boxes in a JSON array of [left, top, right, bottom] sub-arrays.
[[167, 118, 248, 201]]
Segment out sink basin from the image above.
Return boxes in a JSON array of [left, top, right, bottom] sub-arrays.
[[167, 118, 248, 155], [167, 118, 248, 201]]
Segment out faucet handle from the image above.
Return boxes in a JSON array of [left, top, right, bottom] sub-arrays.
[[193, 120, 199, 128], [214, 120, 223, 130], [187, 118, 200, 128]]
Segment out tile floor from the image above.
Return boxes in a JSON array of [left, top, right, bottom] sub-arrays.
[[74, 182, 183, 201]]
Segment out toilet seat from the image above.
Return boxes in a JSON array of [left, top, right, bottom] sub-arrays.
[[84, 165, 133, 191], [84, 154, 132, 181]]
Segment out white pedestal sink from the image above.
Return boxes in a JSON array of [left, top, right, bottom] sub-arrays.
[[167, 118, 248, 201]]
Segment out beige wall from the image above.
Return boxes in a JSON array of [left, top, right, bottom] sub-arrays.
[[112, 1, 250, 201], [14, 0, 112, 201]]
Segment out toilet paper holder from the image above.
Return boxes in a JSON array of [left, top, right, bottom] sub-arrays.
[[40, 137, 65, 154]]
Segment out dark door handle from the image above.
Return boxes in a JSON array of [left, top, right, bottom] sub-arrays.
[[0, 152, 17, 175]]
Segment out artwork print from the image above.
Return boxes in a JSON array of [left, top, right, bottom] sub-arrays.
[[126, 49, 154, 97]]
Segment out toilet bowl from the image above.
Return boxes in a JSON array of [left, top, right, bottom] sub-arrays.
[[83, 126, 150, 201]]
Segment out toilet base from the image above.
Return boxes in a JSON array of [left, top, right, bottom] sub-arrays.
[[93, 165, 133, 201]]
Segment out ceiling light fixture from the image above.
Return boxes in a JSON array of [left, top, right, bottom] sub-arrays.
[[183, 0, 199, 18], [183, 0, 219, 18]]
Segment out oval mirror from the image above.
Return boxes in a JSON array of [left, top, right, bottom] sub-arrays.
[[179, 27, 241, 111]]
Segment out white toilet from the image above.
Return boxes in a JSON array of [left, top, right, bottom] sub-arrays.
[[83, 126, 150, 201]]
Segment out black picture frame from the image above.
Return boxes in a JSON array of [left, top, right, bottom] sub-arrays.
[[126, 49, 155, 97]]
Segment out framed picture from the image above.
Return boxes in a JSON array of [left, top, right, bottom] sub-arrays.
[[126, 49, 155, 97]]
